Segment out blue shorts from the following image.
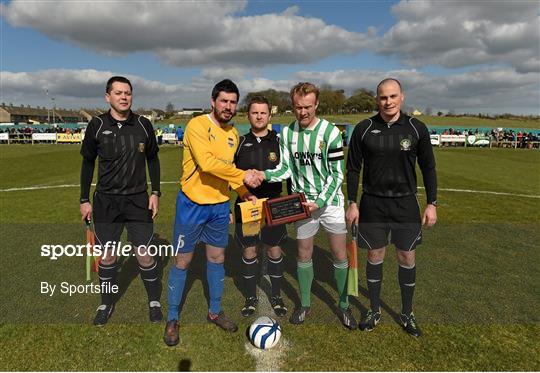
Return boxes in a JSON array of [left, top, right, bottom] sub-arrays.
[[172, 190, 230, 254]]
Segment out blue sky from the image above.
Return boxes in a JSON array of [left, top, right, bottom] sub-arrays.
[[1, 1, 539, 114]]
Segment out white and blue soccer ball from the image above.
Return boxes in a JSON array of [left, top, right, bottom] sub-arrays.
[[249, 316, 281, 349]]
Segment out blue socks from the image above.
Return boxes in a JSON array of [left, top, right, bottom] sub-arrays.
[[207, 262, 225, 315], [166, 261, 225, 321], [167, 265, 187, 322]]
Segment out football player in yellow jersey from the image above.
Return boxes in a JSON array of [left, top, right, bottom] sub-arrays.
[[164, 79, 260, 346]]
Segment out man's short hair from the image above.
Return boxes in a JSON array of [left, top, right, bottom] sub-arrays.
[[290, 82, 319, 102], [247, 95, 270, 112], [376, 78, 403, 95], [106, 76, 132, 93], [211, 79, 240, 101]]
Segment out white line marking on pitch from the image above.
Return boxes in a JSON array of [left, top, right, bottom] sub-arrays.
[[0, 181, 178, 192], [0, 182, 538, 199], [244, 271, 290, 371], [419, 186, 540, 199]]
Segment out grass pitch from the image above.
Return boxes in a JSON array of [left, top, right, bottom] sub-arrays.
[[0, 144, 539, 371]]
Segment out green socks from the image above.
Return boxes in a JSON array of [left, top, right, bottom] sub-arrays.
[[297, 260, 314, 307], [334, 259, 349, 310]]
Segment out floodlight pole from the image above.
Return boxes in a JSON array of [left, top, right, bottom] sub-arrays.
[[45, 89, 50, 123], [51, 97, 56, 124]]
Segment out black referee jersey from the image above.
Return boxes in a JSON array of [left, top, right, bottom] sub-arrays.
[[80, 111, 160, 200], [346, 112, 437, 204], [234, 129, 282, 199]]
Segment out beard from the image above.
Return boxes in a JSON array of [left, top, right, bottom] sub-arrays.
[[213, 106, 235, 124]]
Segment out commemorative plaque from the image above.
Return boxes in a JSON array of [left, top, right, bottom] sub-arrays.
[[263, 193, 311, 226]]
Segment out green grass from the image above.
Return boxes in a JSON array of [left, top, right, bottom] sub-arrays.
[[0, 145, 539, 371]]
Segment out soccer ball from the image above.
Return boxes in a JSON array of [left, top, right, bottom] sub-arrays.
[[248, 316, 281, 349]]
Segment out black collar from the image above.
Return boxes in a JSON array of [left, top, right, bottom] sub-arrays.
[[107, 110, 135, 126], [375, 111, 408, 126], [246, 129, 277, 141]]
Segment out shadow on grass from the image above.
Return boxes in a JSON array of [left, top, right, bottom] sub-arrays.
[[226, 234, 300, 309], [115, 233, 171, 305], [280, 237, 401, 326], [178, 358, 192, 371]]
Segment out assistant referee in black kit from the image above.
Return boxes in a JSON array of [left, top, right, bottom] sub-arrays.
[[346, 78, 437, 337], [80, 76, 162, 326], [234, 96, 288, 318]]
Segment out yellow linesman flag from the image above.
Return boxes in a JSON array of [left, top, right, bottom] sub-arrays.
[[238, 198, 268, 236]]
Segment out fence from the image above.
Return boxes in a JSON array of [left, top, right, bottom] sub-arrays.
[[429, 134, 539, 149]]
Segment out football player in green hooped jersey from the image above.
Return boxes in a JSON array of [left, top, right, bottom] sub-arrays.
[[253, 82, 357, 329]]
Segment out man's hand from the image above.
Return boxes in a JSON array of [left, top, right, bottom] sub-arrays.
[[241, 191, 258, 205], [80, 202, 92, 221], [345, 203, 359, 227], [244, 170, 260, 188], [422, 204, 437, 227], [302, 201, 319, 213], [148, 194, 159, 219], [244, 169, 265, 189], [255, 170, 265, 183]]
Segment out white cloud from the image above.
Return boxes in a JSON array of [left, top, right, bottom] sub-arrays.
[[1, 0, 369, 67], [1, 1, 245, 53], [376, 1, 540, 73], [293, 68, 540, 114], [2, 68, 538, 114], [0, 69, 200, 109]]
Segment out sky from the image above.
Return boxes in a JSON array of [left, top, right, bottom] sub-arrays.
[[1, 0, 539, 115]]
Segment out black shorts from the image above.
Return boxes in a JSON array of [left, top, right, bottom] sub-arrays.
[[358, 193, 422, 251], [93, 191, 153, 248], [234, 203, 287, 249]]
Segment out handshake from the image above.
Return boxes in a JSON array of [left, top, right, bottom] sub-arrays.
[[244, 169, 265, 188]]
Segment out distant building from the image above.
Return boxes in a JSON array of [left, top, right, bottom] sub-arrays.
[[154, 109, 165, 120], [0, 103, 83, 124], [80, 109, 106, 122], [134, 109, 166, 124], [178, 108, 204, 115]]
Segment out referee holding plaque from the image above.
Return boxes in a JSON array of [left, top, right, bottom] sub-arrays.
[[234, 95, 288, 318]]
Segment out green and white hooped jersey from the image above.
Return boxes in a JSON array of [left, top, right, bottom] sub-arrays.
[[264, 118, 345, 208]]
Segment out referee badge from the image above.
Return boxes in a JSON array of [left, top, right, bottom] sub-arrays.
[[400, 138, 411, 151], [138, 143, 145, 152], [268, 152, 277, 162]]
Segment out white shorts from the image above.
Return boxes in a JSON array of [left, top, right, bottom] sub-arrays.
[[294, 205, 347, 240]]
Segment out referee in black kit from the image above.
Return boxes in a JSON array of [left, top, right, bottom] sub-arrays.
[[80, 76, 162, 326], [234, 96, 288, 318], [346, 78, 437, 337]]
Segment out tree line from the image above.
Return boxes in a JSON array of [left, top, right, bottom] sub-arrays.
[[242, 85, 377, 114]]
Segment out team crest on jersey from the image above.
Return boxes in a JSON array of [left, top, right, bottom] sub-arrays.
[[228, 137, 235, 148], [268, 152, 277, 162], [400, 138, 411, 151], [319, 141, 325, 150], [138, 143, 145, 152]]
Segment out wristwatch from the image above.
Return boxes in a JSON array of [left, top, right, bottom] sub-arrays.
[[151, 191, 162, 197], [428, 200, 438, 207], [347, 200, 357, 206], [80, 198, 90, 204]]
